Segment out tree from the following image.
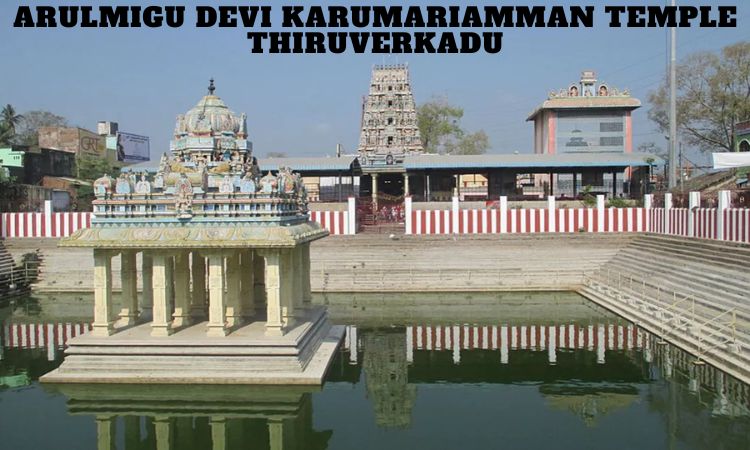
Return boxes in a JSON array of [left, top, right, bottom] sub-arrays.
[[15, 110, 68, 146], [649, 41, 750, 152], [417, 97, 490, 155], [444, 130, 490, 155], [1, 104, 23, 135]]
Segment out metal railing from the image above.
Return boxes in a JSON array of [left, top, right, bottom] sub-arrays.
[[0, 260, 40, 294], [583, 268, 742, 365]]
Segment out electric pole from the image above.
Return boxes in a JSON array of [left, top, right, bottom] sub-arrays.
[[668, 0, 678, 189]]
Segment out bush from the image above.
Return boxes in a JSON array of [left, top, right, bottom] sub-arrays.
[[607, 197, 628, 208]]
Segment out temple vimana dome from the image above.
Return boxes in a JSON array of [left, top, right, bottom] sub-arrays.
[[43, 80, 341, 384]]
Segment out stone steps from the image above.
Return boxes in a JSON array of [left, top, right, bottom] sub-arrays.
[[610, 251, 749, 311], [579, 284, 750, 384]]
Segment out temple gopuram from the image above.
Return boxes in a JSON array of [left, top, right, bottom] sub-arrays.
[[42, 81, 344, 384]]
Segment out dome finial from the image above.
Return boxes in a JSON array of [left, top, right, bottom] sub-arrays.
[[208, 78, 215, 95]]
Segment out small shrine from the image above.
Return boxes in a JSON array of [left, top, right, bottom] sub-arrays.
[[42, 81, 343, 384]]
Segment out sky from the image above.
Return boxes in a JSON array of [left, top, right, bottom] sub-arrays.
[[1, 0, 748, 166]]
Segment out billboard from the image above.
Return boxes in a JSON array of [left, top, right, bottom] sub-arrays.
[[117, 132, 150, 162]]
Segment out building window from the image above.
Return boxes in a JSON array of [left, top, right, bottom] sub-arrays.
[[387, 118, 394, 125], [600, 136, 624, 146], [387, 136, 394, 146], [740, 140, 750, 152], [600, 122, 623, 132], [388, 100, 393, 107]]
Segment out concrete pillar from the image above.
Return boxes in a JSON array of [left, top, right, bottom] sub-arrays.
[[717, 190, 730, 241], [151, 255, 174, 337], [596, 195, 605, 232], [118, 250, 139, 326], [92, 250, 116, 336], [96, 415, 116, 450], [225, 252, 243, 328], [190, 253, 207, 319], [426, 173, 431, 201], [573, 172, 578, 198], [404, 196, 413, 235], [347, 196, 357, 235], [301, 243, 312, 309], [499, 196, 508, 233], [664, 192, 673, 234], [210, 417, 227, 450], [141, 253, 153, 316], [263, 250, 284, 336], [154, 417, 173, 450], [403, 173, 410, 196], [240, 250, 255, 318], [688, 191, 701, 237], [547, 196, 556, 233], [207, 254, 228, 337], [172, 252, 192, 328], [452, 194, 460, 234]]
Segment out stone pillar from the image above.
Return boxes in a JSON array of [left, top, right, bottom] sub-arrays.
[[254, 253, 266, 306], [263, 250, 284, 336], [118, 250, 139, 326], [96, 415, 116, 450], [403, 173, 410, 196], [371, 173, 379, 210], [292, 247, 303, 312], [190, 253, 207, 319], [240, 250, 255, 318], [268, 419, 292, 450], [281, 249, 296, 327], [151, 255, 174, 337], [225, 252, 243, 328], [301, 243, 312, 309], [172, 252, 192, 328], [207, 254, 228, 336], [154, 416, 173, 450], [210, 417, 227, 450], [141, 253, 154, 316], [92, 250, 116, 336]]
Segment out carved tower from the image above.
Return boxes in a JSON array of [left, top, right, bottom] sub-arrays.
[[358, 64, 423, 166]]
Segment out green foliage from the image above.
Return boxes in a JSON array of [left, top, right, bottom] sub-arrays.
[[417, 97, 490, 155], [444, 130, 490, 155], [649, 41, 750, 152], [580, 185, 596, 207], [0, 170, 26, 212], [607, 197, 628, 208]]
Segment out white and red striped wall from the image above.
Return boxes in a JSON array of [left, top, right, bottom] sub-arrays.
[[405, 192, 749, 244], [2, 321, 91, 361], [1, 198, 358, 237], [0, 211, 93, 238], [341, 323, 647, 366]]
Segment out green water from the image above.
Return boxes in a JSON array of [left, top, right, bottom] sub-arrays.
[[1, 292, 749, 450]]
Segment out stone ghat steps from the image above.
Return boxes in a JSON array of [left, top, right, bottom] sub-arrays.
[[586, 271, 750, 349], [631, 235, 750, 272], [609, 251, 749, 316], [580, 284, 750, 385]]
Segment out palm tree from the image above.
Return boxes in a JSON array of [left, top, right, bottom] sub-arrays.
[[1, 104, 23, 134]]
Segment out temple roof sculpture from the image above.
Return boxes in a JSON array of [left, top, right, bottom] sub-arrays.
[[67, 80, 322, 248]]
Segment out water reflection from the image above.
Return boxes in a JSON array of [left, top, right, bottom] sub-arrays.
[[47, 384, 331, 450], [1, 293, 750, 449]]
